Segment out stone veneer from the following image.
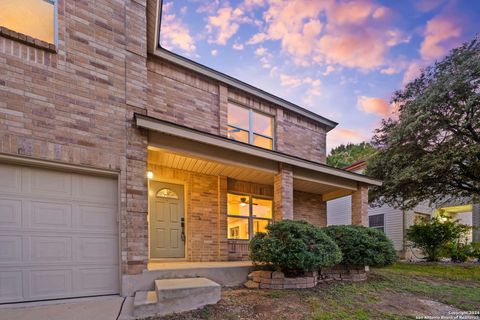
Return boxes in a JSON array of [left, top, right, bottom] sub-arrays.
[[244, 266, 369, 290]]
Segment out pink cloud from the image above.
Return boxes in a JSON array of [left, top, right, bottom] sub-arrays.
[[329, 0, 375, 25], [161, 2, 196, 53], [327, 127, 369, 151], [357, 96, 391, 117], [420, 16, 462, 61], [206, 7, 247, 45], [280, 74, 302, 88]]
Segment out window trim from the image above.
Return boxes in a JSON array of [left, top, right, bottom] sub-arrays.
[[227, 192, 273, 240], [0, 0, 58, 51], [227, 103, 275, 150], [369, 213, 385, 233]]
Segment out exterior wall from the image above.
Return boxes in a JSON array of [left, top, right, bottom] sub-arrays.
[[351, 186, 368, 226], [370, 204, 404, 251], [293, 191, 327, 227], [327, 195, 352, 226], [0, 0, 149, 276], [274, 164, 294, 220]]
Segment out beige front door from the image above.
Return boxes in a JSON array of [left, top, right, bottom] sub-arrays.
[[149, 181, 185, 258]]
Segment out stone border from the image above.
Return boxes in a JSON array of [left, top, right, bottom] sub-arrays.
[[244, 265, 368, 289]]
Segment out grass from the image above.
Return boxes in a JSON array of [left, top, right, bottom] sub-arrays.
[[159, 262, 480, 320]]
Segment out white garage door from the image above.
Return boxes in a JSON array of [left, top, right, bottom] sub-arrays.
[[0, 162, 119, 303]]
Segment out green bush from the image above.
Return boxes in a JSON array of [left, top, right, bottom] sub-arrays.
[[323, 225, 397, 267], [249, 220, 342, 272], [443, 242, 474, 263], [406, 217, 470, 262]]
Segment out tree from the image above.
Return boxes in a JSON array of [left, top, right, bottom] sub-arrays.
[[367, 37, 480, 209], [406, 216, 470, 262], [327, 142, 376, 168]]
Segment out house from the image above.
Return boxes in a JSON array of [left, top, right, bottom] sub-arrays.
[[0, 0, 381, 307], [327, 160, 479, 259]]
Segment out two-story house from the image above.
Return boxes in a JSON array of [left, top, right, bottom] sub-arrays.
[[0, 0, 381, 305]]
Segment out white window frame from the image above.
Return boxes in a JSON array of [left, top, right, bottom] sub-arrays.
[[227, 103, 275, 150]]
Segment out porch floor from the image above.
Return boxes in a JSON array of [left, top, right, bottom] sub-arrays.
[[147, 260, 253, 271]]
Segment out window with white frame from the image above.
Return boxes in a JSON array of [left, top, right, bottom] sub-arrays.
[[369, 214, 385, 232], [0, 0, 56, 44], [227, 103, 274, 150], [227, 193, 273, 240]]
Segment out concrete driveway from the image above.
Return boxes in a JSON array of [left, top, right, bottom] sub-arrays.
[[0, 296, 125, 320]]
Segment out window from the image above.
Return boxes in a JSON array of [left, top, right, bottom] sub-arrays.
[[156, 188, 178, 199], [0, 0, 56, 44], [227, 103, 274, 150], [369, 214, 385, 232], [227, 193, 273, 240]]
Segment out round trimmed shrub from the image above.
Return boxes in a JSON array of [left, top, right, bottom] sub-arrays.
[[323, 225, 397, 267], [249, 220, 342, 272]]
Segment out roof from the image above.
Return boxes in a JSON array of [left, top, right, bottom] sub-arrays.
[[343, 160, 368, 172], [135, 113, 382, 187]]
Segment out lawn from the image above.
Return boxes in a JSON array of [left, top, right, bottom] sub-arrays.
[[158, 262, 480, 320]]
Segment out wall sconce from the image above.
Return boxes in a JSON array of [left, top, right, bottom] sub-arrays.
[[147, 171, 154, 179]]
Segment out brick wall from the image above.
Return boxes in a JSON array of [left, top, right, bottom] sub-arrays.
[[293, 190, 327, 227], [352, 185, 369, 226]]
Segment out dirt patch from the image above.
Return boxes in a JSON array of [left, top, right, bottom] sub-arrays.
[[374, 291, 463, 318]]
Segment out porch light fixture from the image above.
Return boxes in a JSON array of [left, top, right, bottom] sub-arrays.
[[147, 171, 154, 179]]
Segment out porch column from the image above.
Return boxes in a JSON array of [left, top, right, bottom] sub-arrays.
[[274, 163, 294, 221], [473, 203, 480, 243], [351, 185, 368, 226]]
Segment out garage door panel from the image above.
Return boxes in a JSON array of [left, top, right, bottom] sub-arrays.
[[30, 237, 72, 262], [0, 199, 22, 228], [0, 271, 23, 302], [29, 269, 73, 299], [0, 163, 119, 303], [0, 236, 22, 262], [31, 202, 72, 229], [78, 206, 116, 231], [78, 237, 117, 262], [0, 165, 21, 194], [76, 267, 119, 294], [75, 175, 117, 205], [29, 169, 72, 197]]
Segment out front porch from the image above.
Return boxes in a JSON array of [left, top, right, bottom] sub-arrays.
[[138, 114, 381, 264]]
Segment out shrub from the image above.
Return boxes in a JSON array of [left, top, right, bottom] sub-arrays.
[[249, 220, 342, 272], [406, 217, 470, 262], [323, 225, 397, 267], [443, 242, 474, 263]]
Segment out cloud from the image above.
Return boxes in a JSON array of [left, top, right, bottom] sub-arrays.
[[420, 15, 462, 61], [380, 67, 398, 75], [160, 2, 196, 53], [329, 0, 376, 25], [323, 65, 335, 76], [414, 0, 445, 12], [206, 7, 245, 45], [303, 77, 322, 106], [254, 47, 268, 56], [211, 49, 218, 56], [243, 0, 265, 10], [327, 127, 369, 151], [280, 74, 303, 88], [246, 32, 269, 45], [232, 43, 244, 50], [357, 96, 391, 117], [402, 61, 424, 85]]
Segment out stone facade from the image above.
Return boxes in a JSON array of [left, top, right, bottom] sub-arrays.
[[245, 266, 368, 290], [274, 164, 294, 221], [351, 185, 369, 226], [293, 191, 327, 227]]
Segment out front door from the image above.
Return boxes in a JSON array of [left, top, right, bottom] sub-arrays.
[[149, 181, 185, 258]]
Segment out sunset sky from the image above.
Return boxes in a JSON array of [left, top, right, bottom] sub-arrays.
[[159, 0, 480, 152]]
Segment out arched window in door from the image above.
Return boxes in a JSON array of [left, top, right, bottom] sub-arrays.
[[156, 188, 179, 199]]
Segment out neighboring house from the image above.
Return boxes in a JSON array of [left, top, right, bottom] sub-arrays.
[[0, 0, 381, 304], [327, 161, 479, 258]]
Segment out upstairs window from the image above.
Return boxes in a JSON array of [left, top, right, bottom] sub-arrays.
[[369, 214, 385, 233], [227, 103, 274, 150], [0, 0, 56, 44]]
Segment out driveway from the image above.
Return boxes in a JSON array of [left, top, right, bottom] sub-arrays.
[[0, 296, 125, 320]]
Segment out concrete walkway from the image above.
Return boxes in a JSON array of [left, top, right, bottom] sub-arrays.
[[0, 296, 125, 320]]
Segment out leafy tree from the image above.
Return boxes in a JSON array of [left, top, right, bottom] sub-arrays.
[[327, 142, 376, 168], [323, 225, 397, 267], [249, 220, 342, 272], [367, 37, 480, 209], [406, 216, 470, 262]]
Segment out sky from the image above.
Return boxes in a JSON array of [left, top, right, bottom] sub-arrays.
[[159, 0, 480, 152]]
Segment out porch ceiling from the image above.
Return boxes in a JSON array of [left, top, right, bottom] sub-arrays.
[[148, 148, 274, 185]]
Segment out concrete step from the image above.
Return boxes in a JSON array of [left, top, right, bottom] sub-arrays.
[[133, 278, 221, 318]]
